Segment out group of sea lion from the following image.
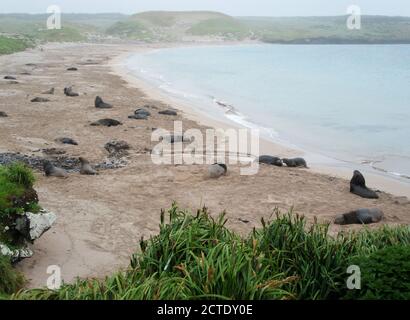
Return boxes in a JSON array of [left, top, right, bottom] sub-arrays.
[[334, 170, 384, 225], [43, 157, 97, 178], [253, 154, 384, 226], [257, 155, 308, 168]]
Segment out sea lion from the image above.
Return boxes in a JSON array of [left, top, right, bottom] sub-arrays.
[[95, 96, 113, 109], [282, 158, 308, 168], [162, 135, 191, 144], [43, 161, 68, 178], [79, 157, 98, 175], [42, 88, 55, 95], [91, 119, 122, 127], [0, 111, 7, 117], [31, 97, 50, 103], [350, 170, 379, 199], [64, 86, 79, 97], [334, 208, 384, 225], [129, 108, 151, 120], [4, 76, 16, 80], [55, 137, 78, 145], [67, 67, 78, 71], [159, 109, 177, 116], [208, 163, 227, 179], [258, 155, 283, 167]]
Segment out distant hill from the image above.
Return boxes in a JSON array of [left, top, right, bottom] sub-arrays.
[[0, 13, 127, 43], [106, 11, 251, 41], [239, 15, 410, 44], [1, 11, 410, 46]]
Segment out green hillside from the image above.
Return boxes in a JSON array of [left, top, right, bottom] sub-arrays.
[[0, 13, 126, 43], [1, 12, 410, 45], [0, 36, 30, 55], [107, 11, 248, 41], [239, 15, 410, 44]]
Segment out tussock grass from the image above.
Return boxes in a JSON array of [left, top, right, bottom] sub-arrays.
[[12, 204, 410, 300], [0, 255, 25, 296]]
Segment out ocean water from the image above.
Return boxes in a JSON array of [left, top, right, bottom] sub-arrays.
[[126, 44, 410, 180]]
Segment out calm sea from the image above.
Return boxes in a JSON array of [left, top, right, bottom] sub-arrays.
[[126, 44, 410, 180]]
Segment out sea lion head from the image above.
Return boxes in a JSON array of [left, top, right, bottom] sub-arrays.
[[351, 170, 366, 187], [334, 214, 346, 225], [282, 158, 292, 166], [216, 163, 227, 174], [79, 157, 88, 165], [43, 161, 54, 175]]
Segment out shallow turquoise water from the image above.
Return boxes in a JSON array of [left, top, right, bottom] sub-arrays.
[[127, 44, 410, 178]]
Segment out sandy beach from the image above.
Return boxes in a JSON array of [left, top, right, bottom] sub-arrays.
[[0, 43, 409, 289]]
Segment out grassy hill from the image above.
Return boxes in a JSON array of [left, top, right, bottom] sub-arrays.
[[0, 36, 30, 55], [0, 13, 126, 44], [107, 11, 251, 41], [240, 15, 410, 44], [1, 12, 410, 46]]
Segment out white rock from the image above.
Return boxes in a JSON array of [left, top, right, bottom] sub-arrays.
[[25, 211, 57, 241], [0, 243, 33, 262]]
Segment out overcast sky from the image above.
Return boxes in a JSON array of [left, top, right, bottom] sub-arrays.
[[1, 0, 410, 16]]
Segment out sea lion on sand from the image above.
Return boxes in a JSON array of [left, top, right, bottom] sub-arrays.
[[282, 157, 308, 168], [258, 155, 283, 167], [0, 111, 8, 117], [350, 170, 379, 199], [31, 97, 50, 103], [159, 109, 177, 116], [208, 163, 227, 179], [64, 86, 79, 97], [56, 137, 78, 145], [4, 76, 16, 80], [42, 88, 55, 94], [129, 108, 151, 120], [67, 67, 78, 71], [334, 208, 384, 225], [79, 157, 98, 175], [95, 96, 113, 109], [43, 161, 68, 178], [91, 119, 122, 127], [161, 135, 190, 143]]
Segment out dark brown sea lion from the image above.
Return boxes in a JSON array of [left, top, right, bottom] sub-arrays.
[[282, 157, 308, 168], [334, 208, 384, 225], [208, 163, 227, 179], [350, 170, 379, 199], [90, 119, 122, 127], [79, 157, 98, 175], [31, 97, 50, 103], [43, 161, 68, 178], [95, 96, 113, 109], [258, 155, 283, 167], [64, 86, 79, 97]]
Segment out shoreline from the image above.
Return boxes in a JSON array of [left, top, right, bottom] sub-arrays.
[[110, 44, 410, 198]]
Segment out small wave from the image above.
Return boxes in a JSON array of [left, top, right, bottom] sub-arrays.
[[158, 84, 199, 99], [362, 157, 410, 180]]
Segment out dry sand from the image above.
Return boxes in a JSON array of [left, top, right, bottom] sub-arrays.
[[0, 43, 409, 289]]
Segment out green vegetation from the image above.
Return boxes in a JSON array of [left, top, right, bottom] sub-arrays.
[[0, 163, 36, 213], [344, 245, 410, 300], [0, 13, 126, 45], [12, 204, 410, 300], [0, 163, 39, 248], [1, 12, 410, 44], [239, 15, 410, 44], [0, 255, 25, 297], [188, 17, 250, 40], [0, 36, 29, 55]]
